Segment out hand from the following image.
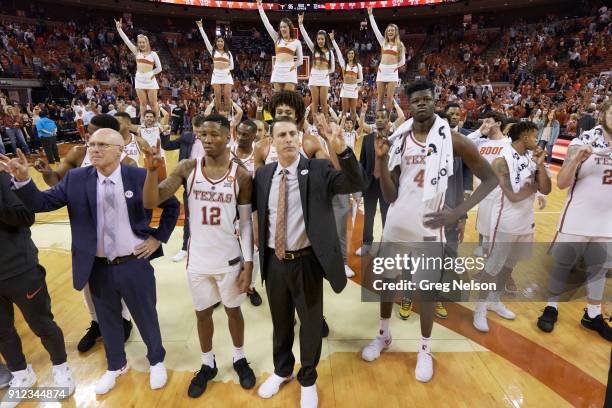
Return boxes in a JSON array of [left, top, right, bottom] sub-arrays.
[[367, 7, 373, 15], [463, 191, 472, 201], [0, 149, 30, 181], [236, 262, 254, 293], [298, 13, 304, 25], [423, 209, 461, 229], [537, 194, 547, 210], [33, 159, 53, 175], [456, 218, 466, 243], [142, 139, 163, 171], [374, 134, 390, 158], [314, 113, 332, 140], [196, 19, 203, 28], [150, 74, 156, 81], [114, 18, 122, 30], [134, 236, 161, 259], [329, 31, 335, 41], [576, 144, 593, 162], [290, 65, 296, 72], [533, 146, 546, 167], [328, 122, 348, 154]]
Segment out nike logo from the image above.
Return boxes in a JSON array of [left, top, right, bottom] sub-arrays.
[[26, 285, 43, 300]]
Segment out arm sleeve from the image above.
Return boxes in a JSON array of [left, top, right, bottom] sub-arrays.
[[0, 175, 35, 228], [299, 23, 314, 53], [117, 27, 137, 54], [258, 4, 279, 42], [466, 129, 482, 141], [238, 204, 253, 262], [332, 40, 345, 69], [198, 25, 214, 55], [151, 52, 162, 76], [369, 13, 385, 46], [295, 42, 304, 67]]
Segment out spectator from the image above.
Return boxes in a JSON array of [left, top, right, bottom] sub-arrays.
[[576, 104, 597, 136], [2, 106, 31, 156], [36, 111, 60, 164]]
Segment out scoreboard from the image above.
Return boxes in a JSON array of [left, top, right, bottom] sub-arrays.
[[154, 0, 458, 11]]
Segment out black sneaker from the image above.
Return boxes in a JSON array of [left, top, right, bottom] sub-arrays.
[[123, 318, 133, 342], [322, 317, 329, 338], [537, 306, 558, 333], [188, 361, 218, 398], [580, 310, 612, 342], [232, 358, 256, 389], [77, 320, 101, 352], [248, 289, 262, 307]]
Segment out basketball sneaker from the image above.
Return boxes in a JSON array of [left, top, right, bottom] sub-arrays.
[[398, 298, 412, 320], [361, 333, 392, 361]]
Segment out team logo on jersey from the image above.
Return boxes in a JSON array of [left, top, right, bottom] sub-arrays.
[[227, 175, 235, 183], [427, 143, 438, 156]]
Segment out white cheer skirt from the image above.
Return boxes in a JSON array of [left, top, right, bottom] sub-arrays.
[[271, 60, 298, 84], [376, 64, 399, 83], [340, 83, 359, 99], [211, 68, 234, 85], [308, 68, 330, 87], [134, 71, 159, 90]]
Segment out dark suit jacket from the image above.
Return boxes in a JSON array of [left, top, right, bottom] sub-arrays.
[[14, 165, 180, 290], [161, 131, 195, 161], [359, 132, 377, 189], [253, 149, 367, 293]]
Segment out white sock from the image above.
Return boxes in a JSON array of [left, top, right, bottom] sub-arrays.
[[379, 318, 390, 338], [419, 337, 431, 354], [202, 351, 215, 368], [233, 346, 245, 363], [546, 301, 558, 309], [587, 304, 601, 319], [53, 362, 68, 370]]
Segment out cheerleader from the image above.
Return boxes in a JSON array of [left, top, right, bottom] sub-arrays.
[[257, 0, 303, 91], [196, 19, 234, 114], [330, 31, 363, 122], [367, 8, 405, 112], [298, 13, 335, 121], [115, 18, 162, 123]]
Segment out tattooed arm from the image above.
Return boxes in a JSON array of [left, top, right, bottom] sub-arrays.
[[491, 157, 538, 202], [143, 158, 196, 208], [557, 144, 592, 189]]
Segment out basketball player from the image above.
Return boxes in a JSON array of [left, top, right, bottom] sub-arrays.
[[537, 100, 612, 341], [114, 112, 149, 164], [358, 98, 406, 135], [231, 119, 263, 306], [361, 80, 497, 382], [472, 121, 551, 333], [142, 114, 257, 397], [254, 119, 268, 142], [138, 110, 168, 180]]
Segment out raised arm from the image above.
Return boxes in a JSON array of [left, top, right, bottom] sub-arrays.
[[393, 99, 405, 128], [231, 101, 243, 128], [298, 14, 314, 53], [331, 38, 346, 69], [368, 8, 385, 46], [257, 0, 279, 42], [204, 98, 215, 116], [143, 154, 194, 209], [115, 19, 137, 54], [196, 20, 214, 55]]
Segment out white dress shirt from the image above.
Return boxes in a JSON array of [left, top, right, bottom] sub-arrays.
[[96, 165, 144, 258], [267, 157, 310, 251]]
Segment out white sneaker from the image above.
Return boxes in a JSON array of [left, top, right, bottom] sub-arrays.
[[94, 365, 129, 395], [300, 384, 318, 408], [257, 373, 293, 399], [1, 365, 37, 408], [473, 246, 484, 257], [344, 264, 355, 278], [473, 307, 489, 332], [172, 249, 188, 262], [52, 363, 75, 399], [149, 362, 167, 390], [361, 334, 392, 362], [354, 245, 371, 257], [415, 351, 433, 382], [487, 302, 516, 320]]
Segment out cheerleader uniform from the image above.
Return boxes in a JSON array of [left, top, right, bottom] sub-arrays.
[[258, 3, 303, 84], [299, 23, 335, 87], [331, 39, 363, 99], [117, 27, 162, 90], [369, 13, 405, 83], [198, 25, 234, 85]]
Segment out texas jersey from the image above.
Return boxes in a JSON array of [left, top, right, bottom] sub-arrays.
[[124, 134, 141, 164]]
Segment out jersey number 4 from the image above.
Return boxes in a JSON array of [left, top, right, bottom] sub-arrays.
[[603, 170, 612, 185], [202, 206, 221, 225], [414, 169, 425, 187]]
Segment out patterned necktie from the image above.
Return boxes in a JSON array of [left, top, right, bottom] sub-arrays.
[[274, 169, 288, 260], [102, 178, 117, 261]]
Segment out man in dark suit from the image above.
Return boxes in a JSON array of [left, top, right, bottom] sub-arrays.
[[160, 115, 203, 262], [254, 117, 366, 408], [1, 129, 180, 396]]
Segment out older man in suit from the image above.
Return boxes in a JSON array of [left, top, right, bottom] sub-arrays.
[[1, 129, 180, 396], [253, 117, 366, 408]]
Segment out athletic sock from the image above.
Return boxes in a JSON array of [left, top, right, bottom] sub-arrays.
[[233, 346, 245, 363], [587, 304, 601, 319], [546, 301, 558, 309], [202, 351, 215, 368], [379, 318, 390, 338], [419, 337, 431, 354]]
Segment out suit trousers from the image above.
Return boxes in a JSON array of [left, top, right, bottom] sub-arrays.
[[0, 265, 67, 371], [332, 194, 350, 261], [362, 179, 389, 246], [89, 257, 165, 370], [264, 248, 323, 387]]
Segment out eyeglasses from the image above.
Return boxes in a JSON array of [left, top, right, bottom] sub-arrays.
[[86, 142, 123, 151]]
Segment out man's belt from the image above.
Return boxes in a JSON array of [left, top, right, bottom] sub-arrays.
[[270, 247, 313, 261], [95, 255, 138, 265]]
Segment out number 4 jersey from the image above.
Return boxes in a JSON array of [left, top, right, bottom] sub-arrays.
[[186, 157, 242, 273]]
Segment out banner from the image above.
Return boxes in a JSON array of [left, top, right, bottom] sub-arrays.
[[154, 0, 456, 11]]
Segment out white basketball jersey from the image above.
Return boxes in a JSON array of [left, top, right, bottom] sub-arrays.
[[383, 133, 445, 243], [124, 134, 141, 164], [558, 150, 612, 237], [186, 158, 242, 273], [231, 144, 255, 176], [474, 137, 510, 201], [139, 126, 165, 158]]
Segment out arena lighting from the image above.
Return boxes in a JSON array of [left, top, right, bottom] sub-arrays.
[[152, 0, 458, 11]]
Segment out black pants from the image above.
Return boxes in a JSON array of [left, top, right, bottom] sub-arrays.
[[362, 180, 389, 245], [182, 190, 190, 251], [264, 248, 323, 387], [0, 266, 67, 371], [41, 137, 60, 164]]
